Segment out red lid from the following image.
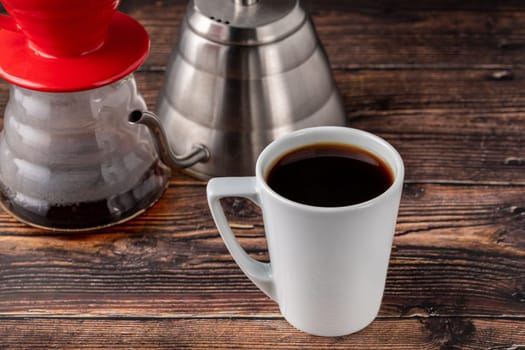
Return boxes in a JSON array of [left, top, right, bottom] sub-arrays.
[[0, 12, 149, 92]]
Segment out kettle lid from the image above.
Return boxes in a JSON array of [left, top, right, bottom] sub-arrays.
[[187, 0, 306, 45]]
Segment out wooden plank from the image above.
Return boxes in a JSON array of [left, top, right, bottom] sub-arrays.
[[0, 318, 523, 349], [114, 0, 525, 70], [335, 68, 525, 184], [132, 67, 525, 116], [134, 68, 525, 127], [0, 184, 522, 318]]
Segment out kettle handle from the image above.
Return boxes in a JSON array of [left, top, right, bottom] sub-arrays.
[[0, 14, 19, 32]]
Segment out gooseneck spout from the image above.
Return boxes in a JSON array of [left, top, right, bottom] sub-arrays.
[[129, 110, 210, 169]]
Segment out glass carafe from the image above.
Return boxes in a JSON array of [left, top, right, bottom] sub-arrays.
[[0, 75, 170, 231]]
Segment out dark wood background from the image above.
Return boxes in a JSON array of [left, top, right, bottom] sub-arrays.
[[0, 0, 524, 348]]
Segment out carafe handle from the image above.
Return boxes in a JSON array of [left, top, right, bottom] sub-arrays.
[[0, 14, 19, 32]]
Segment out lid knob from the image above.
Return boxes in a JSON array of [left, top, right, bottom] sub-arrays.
[[190, 0, 303, 45]]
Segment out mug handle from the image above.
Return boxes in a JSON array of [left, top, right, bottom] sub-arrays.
[[207, 177, 277, 301], [0, 14, 19, 32]]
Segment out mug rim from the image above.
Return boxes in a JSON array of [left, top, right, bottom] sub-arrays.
[[255, 126, 405, 212]]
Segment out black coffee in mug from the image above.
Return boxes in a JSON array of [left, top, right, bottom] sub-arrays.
[[266, 143, 394, 207]]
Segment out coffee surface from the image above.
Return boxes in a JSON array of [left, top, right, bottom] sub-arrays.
[[266, 143, 393, 207]]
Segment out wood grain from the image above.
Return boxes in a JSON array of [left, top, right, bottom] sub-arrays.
[[117, 0, 525, 70], [0, 318, 523, 350], [0, 0, 524, 348], [0, 184, 522, 319]]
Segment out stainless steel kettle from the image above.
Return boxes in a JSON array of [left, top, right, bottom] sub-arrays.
[[132, 0, 346, 179]]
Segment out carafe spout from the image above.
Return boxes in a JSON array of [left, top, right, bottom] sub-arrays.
[[129, 110, 210, 169]]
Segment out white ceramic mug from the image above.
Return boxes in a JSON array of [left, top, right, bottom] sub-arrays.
[[207, 127, 404, 337]]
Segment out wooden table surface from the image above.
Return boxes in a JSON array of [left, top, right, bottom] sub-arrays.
[[1, 0, 525, 348]]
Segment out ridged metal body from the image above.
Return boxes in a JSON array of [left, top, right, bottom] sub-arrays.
[[156, 0, 345, 178]]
